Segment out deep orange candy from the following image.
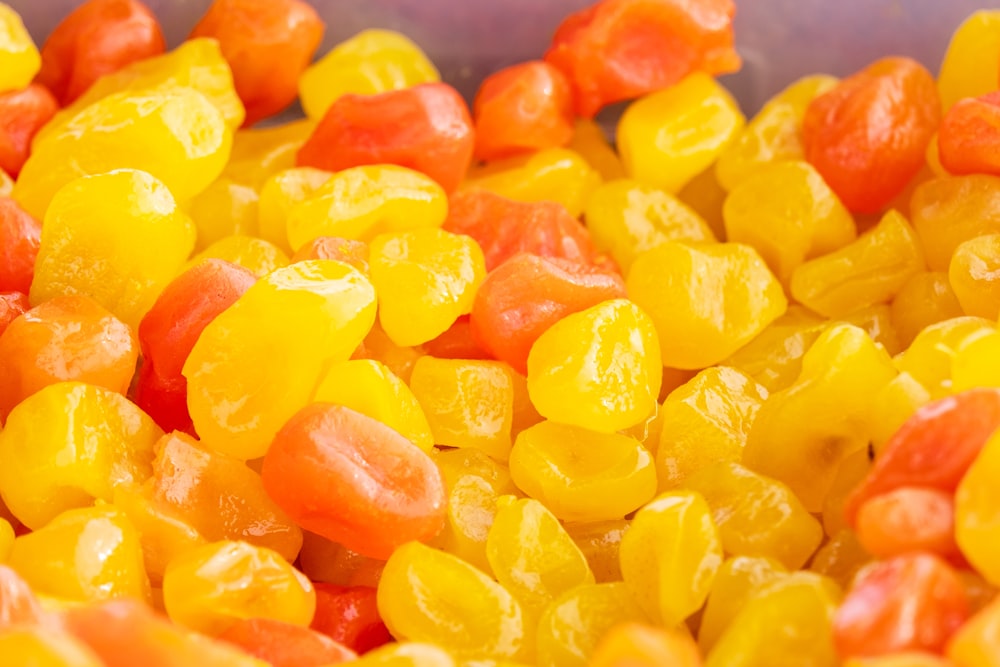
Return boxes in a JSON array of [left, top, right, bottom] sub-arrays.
[[291, 237, 370, 275], [297, 83, 474, 193], [803, 57, 941, 214], [0, 197, 41, 295], [845, 388, 1000, 526], [35, 0, 166, 105], [443, 190, 601, 271], [473, 61, 575, 161], [311, 584, 392, 654], [136, 259, 257, 433], [219, 618, 357, 667], [939, 91, 1000, 177], [422, 315, 492, 361], [470, 253, 627, 375], [0, 565, 47, 629], [0, 85, 58, 178], [63, 599, 266, 667], [833, 553, 968, 658], [0, 292, 28, 337], [189, 0, 325, 126], [855, 487, 960, 562], [261, 403, 447, 560], [544, 0, 741, 117], [0, 296, 138, 421]]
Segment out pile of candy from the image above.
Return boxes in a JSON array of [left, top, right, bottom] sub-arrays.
[[2, 0, 1000, 664]]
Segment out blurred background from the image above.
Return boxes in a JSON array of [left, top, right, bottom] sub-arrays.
[[8, 0, 1000, 114]]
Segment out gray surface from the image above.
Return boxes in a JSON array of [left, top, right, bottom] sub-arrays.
[[9, 0, 1000, 114]]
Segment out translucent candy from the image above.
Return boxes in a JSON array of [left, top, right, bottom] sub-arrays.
[[910, 174, 1000, 272], [950, 233, 1000, 318], [188, 235, 289, 278], [698, 556, 788, 652], [956, 429, 1000, 585], [890, 271, 964, 348], [188, 178, 259, 251], [257, 166, 331, 252], [0, 3, 40, 94], [895, 316, 995, 398], [937, 10, 1000, 110]]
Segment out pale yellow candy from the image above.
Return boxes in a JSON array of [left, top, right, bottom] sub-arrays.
[[225, 118, 316, 189], [312, 359, 434, 452], [257, 167, 332, 253], [567, 118, 625, 182], [286, 165, 447, 252], [584, 178, 716, 272], [187, 178, 260, 251], [0, 3, 40, 94], [15, 85, 232, 220], [462, 148, 601, 218], [186, 235, 289, 278], [299, 29, 440, 120], [866, 371, 932, 455], [895, 316, 996, 398], [618, 73, 745, 193], [30, 169, 196, 329], [952, 331, 1000, 392], [938, 10, 1000, 110]]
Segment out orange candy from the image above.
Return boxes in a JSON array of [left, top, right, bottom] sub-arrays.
[[290, 237, 370, 275], [190, 0, 325, 126], [0, 197, 41, 294], [443, 190, 601, 271], [939, 91, 1000, 177], [261, 403, 447, 560], [0, 565, 48, 629], [855, 488, 960, 562], [0, 295, 138, 421], [545, 0, 741, 117], [0, 292, 28, 337], [473, 61, 575, 161], [470, 253, 627, 375], [590, 623, 701, 667], [297, 83, 475, 193], [834, 553, 968, 658], [219, 618, 357, 667], [35, 0, 166, 105], [0, 85, 59, 178], [311, 584, 391, 654], [803, 57, 941, 213]]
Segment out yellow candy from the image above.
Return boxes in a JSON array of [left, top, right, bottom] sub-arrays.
[[910, 174, 1000, 272], [723, 306, 827, 393], [286, 165, 447, 251], [950, 233, 1000, 319], [953, 331, 1000, 391], [677, 167, 727, 240], [619, 490, 722, 625], [187, 178, 260, 250], [312, 359, 433, 452], [656, 366, 768, 489], [627, 242, 787, 370], [705, 573, 841, 667], [486, 496, 594, 617], [299, 29, 440, 119], [681, 462, 823, 570], [890, 271, 964, 349], [526, 299, 661, 433], [509, 421, 656, 523], [743, 324, 898, 511], [370, 229, 486, 346], [352, 643, 457, 667], [224, 119, 315, 189], [865, 371, 931, 453], [14, 85, 232, 220], [948, 598, 1000, 667], [790, 210, 925, 318], [723, 161, 856, 284], [431, 448, 517, 572], [938, 10, 1000, 110], [10, 504, 149, 603], [462, 148, 601, 218], [715, 75, 839, 191], [0, 517, 13, 562], [162, 540, 315, 636], [535, 582, 648, 667], [410, 358, 514, 460], [822, 450, 871, 539], [895, 316, 996, 397], [0, 2, 39, 93], [563, 520, 629, 584], [584, 178, 716, 272], [184, 260, 377, 460], [698, 556, 787, 652], [0, 627, 104, 667], [618, 73, 745, 194], [956, 429, 1000, 585], [29, 169, 197, 329], [808, 529, 871, 590], [257, 166, 332, 253], [188, 235, 290, 278], [0, 381, 162, 530], [378, 541, 529, 661], [840, 304, 902, 356], [567, 118, 625, 182]]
